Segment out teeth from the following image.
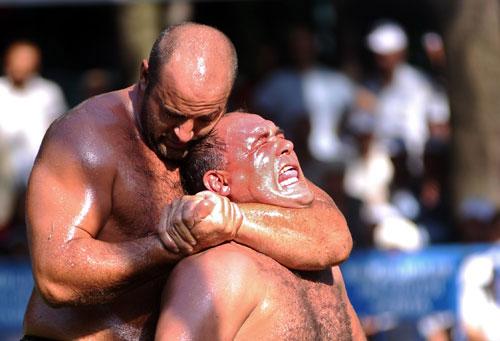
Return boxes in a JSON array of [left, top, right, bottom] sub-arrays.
[[280, 165, 294, 174], [280, 177, 298, 187]]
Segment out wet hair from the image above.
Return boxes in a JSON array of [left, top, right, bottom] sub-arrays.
[[147, 22, 238, 87], [180, 130, 227, 195]]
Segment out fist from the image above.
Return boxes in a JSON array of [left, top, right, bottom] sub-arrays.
[[189, 191, 243, 252], [157, 194, 213, 254], [157, 191, 243, 255]]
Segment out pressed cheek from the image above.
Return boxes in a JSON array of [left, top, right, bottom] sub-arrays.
[[252, 149, 276, 190], [253, 150, 272, 170]]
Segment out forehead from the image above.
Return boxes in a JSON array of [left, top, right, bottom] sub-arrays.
[[217, 114, 276, 141], [159, 48, 233, 99]]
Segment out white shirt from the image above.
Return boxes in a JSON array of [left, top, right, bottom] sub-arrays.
[[343, 144, 394, 205], [0, 75, 67, 185], [374, 64, 432, 167], [302, 67, 354, 162], [459, 253, 500, 341]]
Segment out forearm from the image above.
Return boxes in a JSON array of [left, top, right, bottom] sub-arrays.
[[33, 234, 180, 307], [235, 192, 352, 270]]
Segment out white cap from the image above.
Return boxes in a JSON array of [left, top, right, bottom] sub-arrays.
[[373, 214, 425, 251], [367, 21, 408, 54]]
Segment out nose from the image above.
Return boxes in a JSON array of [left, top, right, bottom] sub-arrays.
[[174, 119, 195, 143], [278, 138, 294, 155]]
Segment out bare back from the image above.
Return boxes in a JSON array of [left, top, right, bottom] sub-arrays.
[[24, 86, 184, 340], [158, 242, 365, 340]]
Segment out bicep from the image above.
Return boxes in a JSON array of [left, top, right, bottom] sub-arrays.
[[27, 137, 113, 272]]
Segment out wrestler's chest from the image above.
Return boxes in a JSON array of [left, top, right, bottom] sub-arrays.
[[259, 269, 352, 340], [109, 161, 184, 238]]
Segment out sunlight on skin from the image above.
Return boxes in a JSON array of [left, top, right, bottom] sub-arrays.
[[66, 188, 93, 242]]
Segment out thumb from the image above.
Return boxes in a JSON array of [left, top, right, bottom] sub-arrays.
[[193, 199, 215, 224]]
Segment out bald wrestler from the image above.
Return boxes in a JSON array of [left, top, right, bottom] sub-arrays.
[[156, 112, 365, 340], [23, 23, 351, 340]]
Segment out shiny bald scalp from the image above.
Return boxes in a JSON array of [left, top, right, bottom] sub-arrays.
[[147, 22, 238, 88]]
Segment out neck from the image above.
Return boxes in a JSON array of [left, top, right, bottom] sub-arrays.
[[128, 84, 144, 135], [10, 78, 28, 89]]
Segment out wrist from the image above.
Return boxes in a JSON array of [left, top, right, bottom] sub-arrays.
[[232, 203, 245, 240]]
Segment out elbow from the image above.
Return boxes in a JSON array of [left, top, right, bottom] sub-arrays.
[[34, 273, 81, 308], [334, 232, 353, 265], [322, 223, 353, 267]]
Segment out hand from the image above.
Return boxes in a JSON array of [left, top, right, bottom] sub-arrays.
[[158, 194, 215, 254], [189, 191, 243, 252]]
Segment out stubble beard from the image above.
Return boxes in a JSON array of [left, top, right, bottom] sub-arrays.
[[139, 106, 188, 162]]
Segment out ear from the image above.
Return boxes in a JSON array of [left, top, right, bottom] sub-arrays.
[[203, 170, 231, 196], [139, 59, 149, 91]]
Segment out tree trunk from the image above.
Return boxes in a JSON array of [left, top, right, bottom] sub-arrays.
[[444, 0, 500, 211]]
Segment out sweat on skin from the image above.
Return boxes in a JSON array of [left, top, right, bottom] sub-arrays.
[[154, 112, 365, 340]]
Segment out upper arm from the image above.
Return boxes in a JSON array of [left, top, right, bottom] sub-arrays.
[[27, 117, 114, 283], [156, 246, 261, 340]]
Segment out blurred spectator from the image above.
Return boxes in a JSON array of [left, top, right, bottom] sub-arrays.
[[457, 197, 496, 242], [0, 40, 67, 186], [253, 24, 355, 164], [79, 68, 115, 100], [417, 140, 453, 244], [417, 311, 454, 341], [342, 112, 429, 250], [459, 253, 500, 340], [344, 112, 393, 209], [357, 21, 433, 177], [0, 40, 67, 254], [0, 133, 15, 232], [363, 202, 427, 251], [422, 32, 451, 144]]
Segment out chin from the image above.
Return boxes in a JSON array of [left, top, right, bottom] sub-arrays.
[[277, 180, 314, 207], [261, 190, 315, 208], [154, 143, 186, 162]]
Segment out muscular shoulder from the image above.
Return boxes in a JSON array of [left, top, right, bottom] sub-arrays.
[[38, 89, 134, 171], [168, 242, 264, 310], [173, 242, 263, 289]]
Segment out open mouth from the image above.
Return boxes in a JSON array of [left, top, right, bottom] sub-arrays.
[[278, 165, 300, 188]]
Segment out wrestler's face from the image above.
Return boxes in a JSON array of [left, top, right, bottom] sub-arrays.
[[139, 57, 231, 161], [216, 113, 314, 208]]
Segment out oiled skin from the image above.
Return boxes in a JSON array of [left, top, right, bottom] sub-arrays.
[[24, 24, 352, 339], [158, 242, 366, 341], [24, 88, 183, 340], [24, 87, 351, 339]]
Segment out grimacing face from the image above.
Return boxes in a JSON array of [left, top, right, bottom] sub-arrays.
[[140, 59, 231, 161], [215, 113, 314, 208]]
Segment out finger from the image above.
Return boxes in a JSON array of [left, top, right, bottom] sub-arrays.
[[170, 227, 193, 254], [193, 199, 215, 224], [180, 202, 199, 245], [181, 199, 201, 230], [159, 231, 180, 254]]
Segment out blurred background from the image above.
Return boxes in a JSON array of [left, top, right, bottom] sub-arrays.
[[0, 0, 499, 340]]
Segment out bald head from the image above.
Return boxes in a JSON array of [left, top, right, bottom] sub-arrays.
[[147, 22, 237, 90]]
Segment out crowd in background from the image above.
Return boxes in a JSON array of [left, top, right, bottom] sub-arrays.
[[0, 20, 499, 258], [0, 11, 499, 340], [237, 21, 499, 252]]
